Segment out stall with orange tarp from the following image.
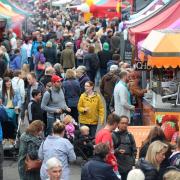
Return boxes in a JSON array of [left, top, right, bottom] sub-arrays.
[[139, 30, 180, 142], [140, 30, 180, 68]]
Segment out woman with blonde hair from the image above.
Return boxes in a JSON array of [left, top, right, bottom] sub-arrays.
[[63, 69, 81, 122], [38, 120, 76, 180], [18, 120, 44, 180], [136, 140, 168, 180]]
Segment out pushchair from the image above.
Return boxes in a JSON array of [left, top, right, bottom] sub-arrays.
[[0, 106, 22, 160], [73, 130, 94, 161]]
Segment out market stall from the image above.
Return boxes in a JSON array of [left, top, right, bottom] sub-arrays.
[[139, 30, 180, 140], [128, 0, 180, 46], [0, 2, 25, 37]]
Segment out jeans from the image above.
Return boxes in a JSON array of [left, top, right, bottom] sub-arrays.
[[0, 143, 3, 180], [80, 124, 97, 137], [46, 116, 56, 136]]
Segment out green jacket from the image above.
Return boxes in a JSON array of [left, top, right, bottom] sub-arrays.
[[60, 47, 75, 69]]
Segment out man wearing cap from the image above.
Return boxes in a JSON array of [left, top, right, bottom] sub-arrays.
[[41, 75, 71, 136], [60, 42, 75, 71]]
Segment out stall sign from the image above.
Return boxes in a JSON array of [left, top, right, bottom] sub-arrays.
[[134, 61, 152, 70], [123, 40, 133, 64]]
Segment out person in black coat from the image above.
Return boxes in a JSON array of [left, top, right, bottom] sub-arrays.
[[139, 126, 172, 179], [98, 42, 112, 77], [28, 89, 43, 123], [136, 140, 168, 180], [83, 45, 99, 83], [0, 50, 7, 78], [81, 143, 120, 180], [44, 41, 57, 65]]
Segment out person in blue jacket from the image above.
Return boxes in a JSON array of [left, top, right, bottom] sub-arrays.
[[9, 49, 22, 70]]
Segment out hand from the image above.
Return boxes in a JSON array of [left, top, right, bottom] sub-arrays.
[[56, 109, 62, 114], [66, 108, 71, 112], [0, 99, 2, 105], [119, 149, 125, 154], [130, 105, 135, 111], [84, 107, 89, 112]]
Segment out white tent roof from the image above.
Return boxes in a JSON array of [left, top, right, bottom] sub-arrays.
[[52, 0, 72, 6]]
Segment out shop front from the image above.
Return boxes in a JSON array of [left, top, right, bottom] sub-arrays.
[[139, 30, 180, 142]]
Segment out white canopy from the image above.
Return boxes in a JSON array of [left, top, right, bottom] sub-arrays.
[[52, 0, 72, 6]]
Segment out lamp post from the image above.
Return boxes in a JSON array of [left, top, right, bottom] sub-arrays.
[[50, 0, 52, 10]]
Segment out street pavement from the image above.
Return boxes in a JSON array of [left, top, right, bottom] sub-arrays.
[[3, 87, 104, 180], [4, 159, 81, 180]]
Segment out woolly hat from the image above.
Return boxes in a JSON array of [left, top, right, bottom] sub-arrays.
[[103, 42, 109, 51]]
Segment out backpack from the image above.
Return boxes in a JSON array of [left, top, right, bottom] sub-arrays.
[[0, 105, 8, 123], [90, 54, 99, 70], [170, 152, 180, 169]]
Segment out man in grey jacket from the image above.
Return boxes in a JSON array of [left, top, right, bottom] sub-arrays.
[[41, 75, 71, 135], [114, 71, 135, 121]]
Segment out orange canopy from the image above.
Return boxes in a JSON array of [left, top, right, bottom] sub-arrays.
[[140, 30, 180, 68]]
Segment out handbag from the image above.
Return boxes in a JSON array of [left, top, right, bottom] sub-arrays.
[[0, 105, 8, 122], [37, 62, 45, 71], [25, 154, 42, 172]]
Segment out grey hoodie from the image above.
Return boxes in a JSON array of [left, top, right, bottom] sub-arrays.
[[41, 87, 68, 117]]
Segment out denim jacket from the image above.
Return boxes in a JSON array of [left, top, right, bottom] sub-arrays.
[[0, 90, 22, 109]]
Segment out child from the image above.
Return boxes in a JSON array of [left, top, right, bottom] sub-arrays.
[[63, 115, 75, 141], [75, 125, 94, 158], [169, 136, 180, 169]]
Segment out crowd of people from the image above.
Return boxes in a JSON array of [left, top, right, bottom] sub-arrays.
[[0, 3, 179, 180]]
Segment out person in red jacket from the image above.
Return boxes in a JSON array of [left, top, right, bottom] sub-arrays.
[[95, 113, 121, 179]]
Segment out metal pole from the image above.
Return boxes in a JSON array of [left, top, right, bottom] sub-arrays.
[[50, 0, 52, 10]]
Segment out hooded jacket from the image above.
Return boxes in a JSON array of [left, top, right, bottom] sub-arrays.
[[136, 158, 159, 180], [78, 92, 105, 125], [81, 156, 119, 180]]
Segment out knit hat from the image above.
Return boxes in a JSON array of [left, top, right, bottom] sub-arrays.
[[103, 42, 109, 51], [51, 75, 63, 83]]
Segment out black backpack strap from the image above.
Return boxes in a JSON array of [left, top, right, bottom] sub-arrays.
[[48, 89, 52, 102], [128, 132, 137, 156]]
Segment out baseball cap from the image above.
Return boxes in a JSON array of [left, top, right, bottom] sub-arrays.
[[51, 75, 63, 83]]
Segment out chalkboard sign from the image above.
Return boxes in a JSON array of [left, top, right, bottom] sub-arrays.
[[123, 40, 132, 64], [176, 85, 180, 105]]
